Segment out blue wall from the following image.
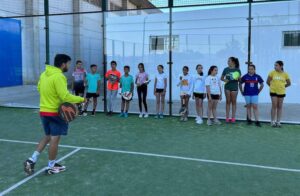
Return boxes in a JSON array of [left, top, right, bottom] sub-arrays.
[[0, 18, 22, 87]]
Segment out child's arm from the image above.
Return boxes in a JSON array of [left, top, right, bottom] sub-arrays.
[[239, 80, 244, 95], [154, 78, 157, 95], [266, 76, 272, 86], [259, 82, 264, 93], [219, 81, 222, 101], [163, 78, 167, 94], [188, 77, 194, 96], [286, 79, 291, 88], [206, 85, 211, 100], [130, 81, 134, 93], [96, 79, 101, 95]]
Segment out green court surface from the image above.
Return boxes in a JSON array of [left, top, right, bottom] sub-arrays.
[[1, 107, 300, 195]]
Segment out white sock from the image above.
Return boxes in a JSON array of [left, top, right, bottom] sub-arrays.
[[48, 160, 56, 168], [30, 151, 40, 163]]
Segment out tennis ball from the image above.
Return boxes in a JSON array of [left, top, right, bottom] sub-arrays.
[[232, 71, 240, 80]]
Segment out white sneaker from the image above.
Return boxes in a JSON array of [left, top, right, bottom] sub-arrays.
[[195, 116, 200, 121], [196, 118, 203, 125], [213, 119, 222, 125], [207, 119, 213, 126], [271, 121, 276, 127], [144, 113, 149, 118], [139, 113, 143, 118]]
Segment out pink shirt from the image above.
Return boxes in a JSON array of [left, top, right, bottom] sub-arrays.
[[135, 72, 148, 85]]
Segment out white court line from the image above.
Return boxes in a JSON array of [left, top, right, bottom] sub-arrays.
[[0, 148, 81, 196], [1, 138, 300, 173]]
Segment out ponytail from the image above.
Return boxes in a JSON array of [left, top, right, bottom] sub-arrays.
[[229, 56, 240, 69]]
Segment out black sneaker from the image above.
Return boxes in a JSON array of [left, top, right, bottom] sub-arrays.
[[247, 119, 253, 125], [24, 159, 35, 175], [91, 111, 96, 116], [45, 163, 66, 175], [255, 121, 261, 127]]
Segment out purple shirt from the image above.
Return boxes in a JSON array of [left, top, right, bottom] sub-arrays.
[[135, 72, 148, 85]]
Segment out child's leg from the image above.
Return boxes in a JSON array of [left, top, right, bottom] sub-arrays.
[[107, 90, 112, 112], [277, 97, 284, 123], [212, 100, 219, 120], [160, 93, 165, 114], [125, 100, 130, 113], [230, 91, 238, 119], [253, 104, 259, 121], [121, 98, 125, 113], [84, 98, 90, 111], [111, 90, 118, 112], [271, 96, 278, 122], [155, 93, 160, 114], [142, 85, 148, 113], [247, 104, 252, 120], [93, 97, 97, 111], [225, 90, 231, 119], [207, 100, 213, 120], [199, 98, 204, 118], [195, 97, 200, 117], [137, 87, 142, 113], [185, 96, 190, 117]]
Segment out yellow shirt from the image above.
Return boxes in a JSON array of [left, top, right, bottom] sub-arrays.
[[268, 70, 290, 95]]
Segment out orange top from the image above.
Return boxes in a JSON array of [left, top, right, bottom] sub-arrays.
[[105, 70, 121, 90]]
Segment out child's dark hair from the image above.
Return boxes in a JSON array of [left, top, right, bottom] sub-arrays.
[[90, 64, 97, 68], [248, 64, 256, 69], [275, 60, 284, 71], [124, 65, 130, 70], [229, 57, 240, 69], [158, 64, 164, 73], [111, 60, 117, 65], [138, 63, 145, 71], [76, 60, 82, 64], [54, 54, 71, 68], [208, 65, 217, 76], [183, 66, 189, 71], [196, 64, 203, 76]]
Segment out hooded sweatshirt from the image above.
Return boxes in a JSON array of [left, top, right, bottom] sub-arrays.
[[38, 65, 84, 115]]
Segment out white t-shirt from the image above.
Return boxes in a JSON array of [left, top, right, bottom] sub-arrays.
[[155, 72, 167, 89], [193, 74, 206, 94], [205, 75, 221, 95], [179, 74, 193, 95]]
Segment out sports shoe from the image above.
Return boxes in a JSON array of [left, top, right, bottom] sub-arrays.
[[255, 121, 261, 127], [226, 118, 231, 123], [195, 116, 201, 121], [183, 117, 188, 122], [119, 112, 124, 117], [45, 163, 66, 175], [82, 111, 88, 117], [231, 118, 236, 123], [24, 159, 35, 175], [124, 113, 129, 118], [213, 119, 222, 125], [159, 114, 164, 119], [276, 122, 282, 128], [144, 113, 149, 118], [247, 119, 253, 125], [180, 116, 184, 121], [154, 114, 159, 119], [207, 119, 213, 126], [271, 121, 276, 127], [91, 111, 96, 116], [196, 118, 203, 125], [139, 113, 143, 118]]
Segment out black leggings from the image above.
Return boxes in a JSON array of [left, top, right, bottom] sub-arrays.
[[137, 84, 148, 113]]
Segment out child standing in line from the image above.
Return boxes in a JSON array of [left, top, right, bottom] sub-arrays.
[[205, 65, 222, 126], [135, 63, 149, 118], [83, 64, 101, 116], [267, 60, 291, 127], [105, 61, 121, 116], [72, 60, 86, 114], [221, 57, 241, 123], [239, 64, 264, 127], [119, 65, 134, 118], [178, 66, 193, 122], [154, 65, 167, 119], [193, 64, 206, 125]]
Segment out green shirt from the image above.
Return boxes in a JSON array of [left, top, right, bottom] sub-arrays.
[[120, 74, 134, 93], [222, 67, 241, 91]]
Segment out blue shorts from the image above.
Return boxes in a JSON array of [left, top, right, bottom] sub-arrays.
[[244, 95, 258, 105], [41, 116, 69, 136]]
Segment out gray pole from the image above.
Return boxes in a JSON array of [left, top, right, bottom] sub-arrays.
[[168, 0, 173, 116], [102, 0, 108, 112], [44, 0, 49, 65]]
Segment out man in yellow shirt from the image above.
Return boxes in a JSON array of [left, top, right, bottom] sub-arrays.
[[267, 60, 291, 127], [24, 54, 85, 175]]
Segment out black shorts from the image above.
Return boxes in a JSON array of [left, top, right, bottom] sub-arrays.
[[86, 93, 99, 98], [74, 82, 85, 95], [211, 94, 220, 100], [155, 89, 164, 93], [193, 93, 205, 99], [270, 93, 286, 98]]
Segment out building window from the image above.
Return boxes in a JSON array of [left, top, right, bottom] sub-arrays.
[[283, 31, 300, 47], [149, 35, 179, 51], [84, 0, 101, 7]]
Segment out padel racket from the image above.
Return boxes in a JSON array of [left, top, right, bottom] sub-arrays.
[[58, 102, 78, 123]]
